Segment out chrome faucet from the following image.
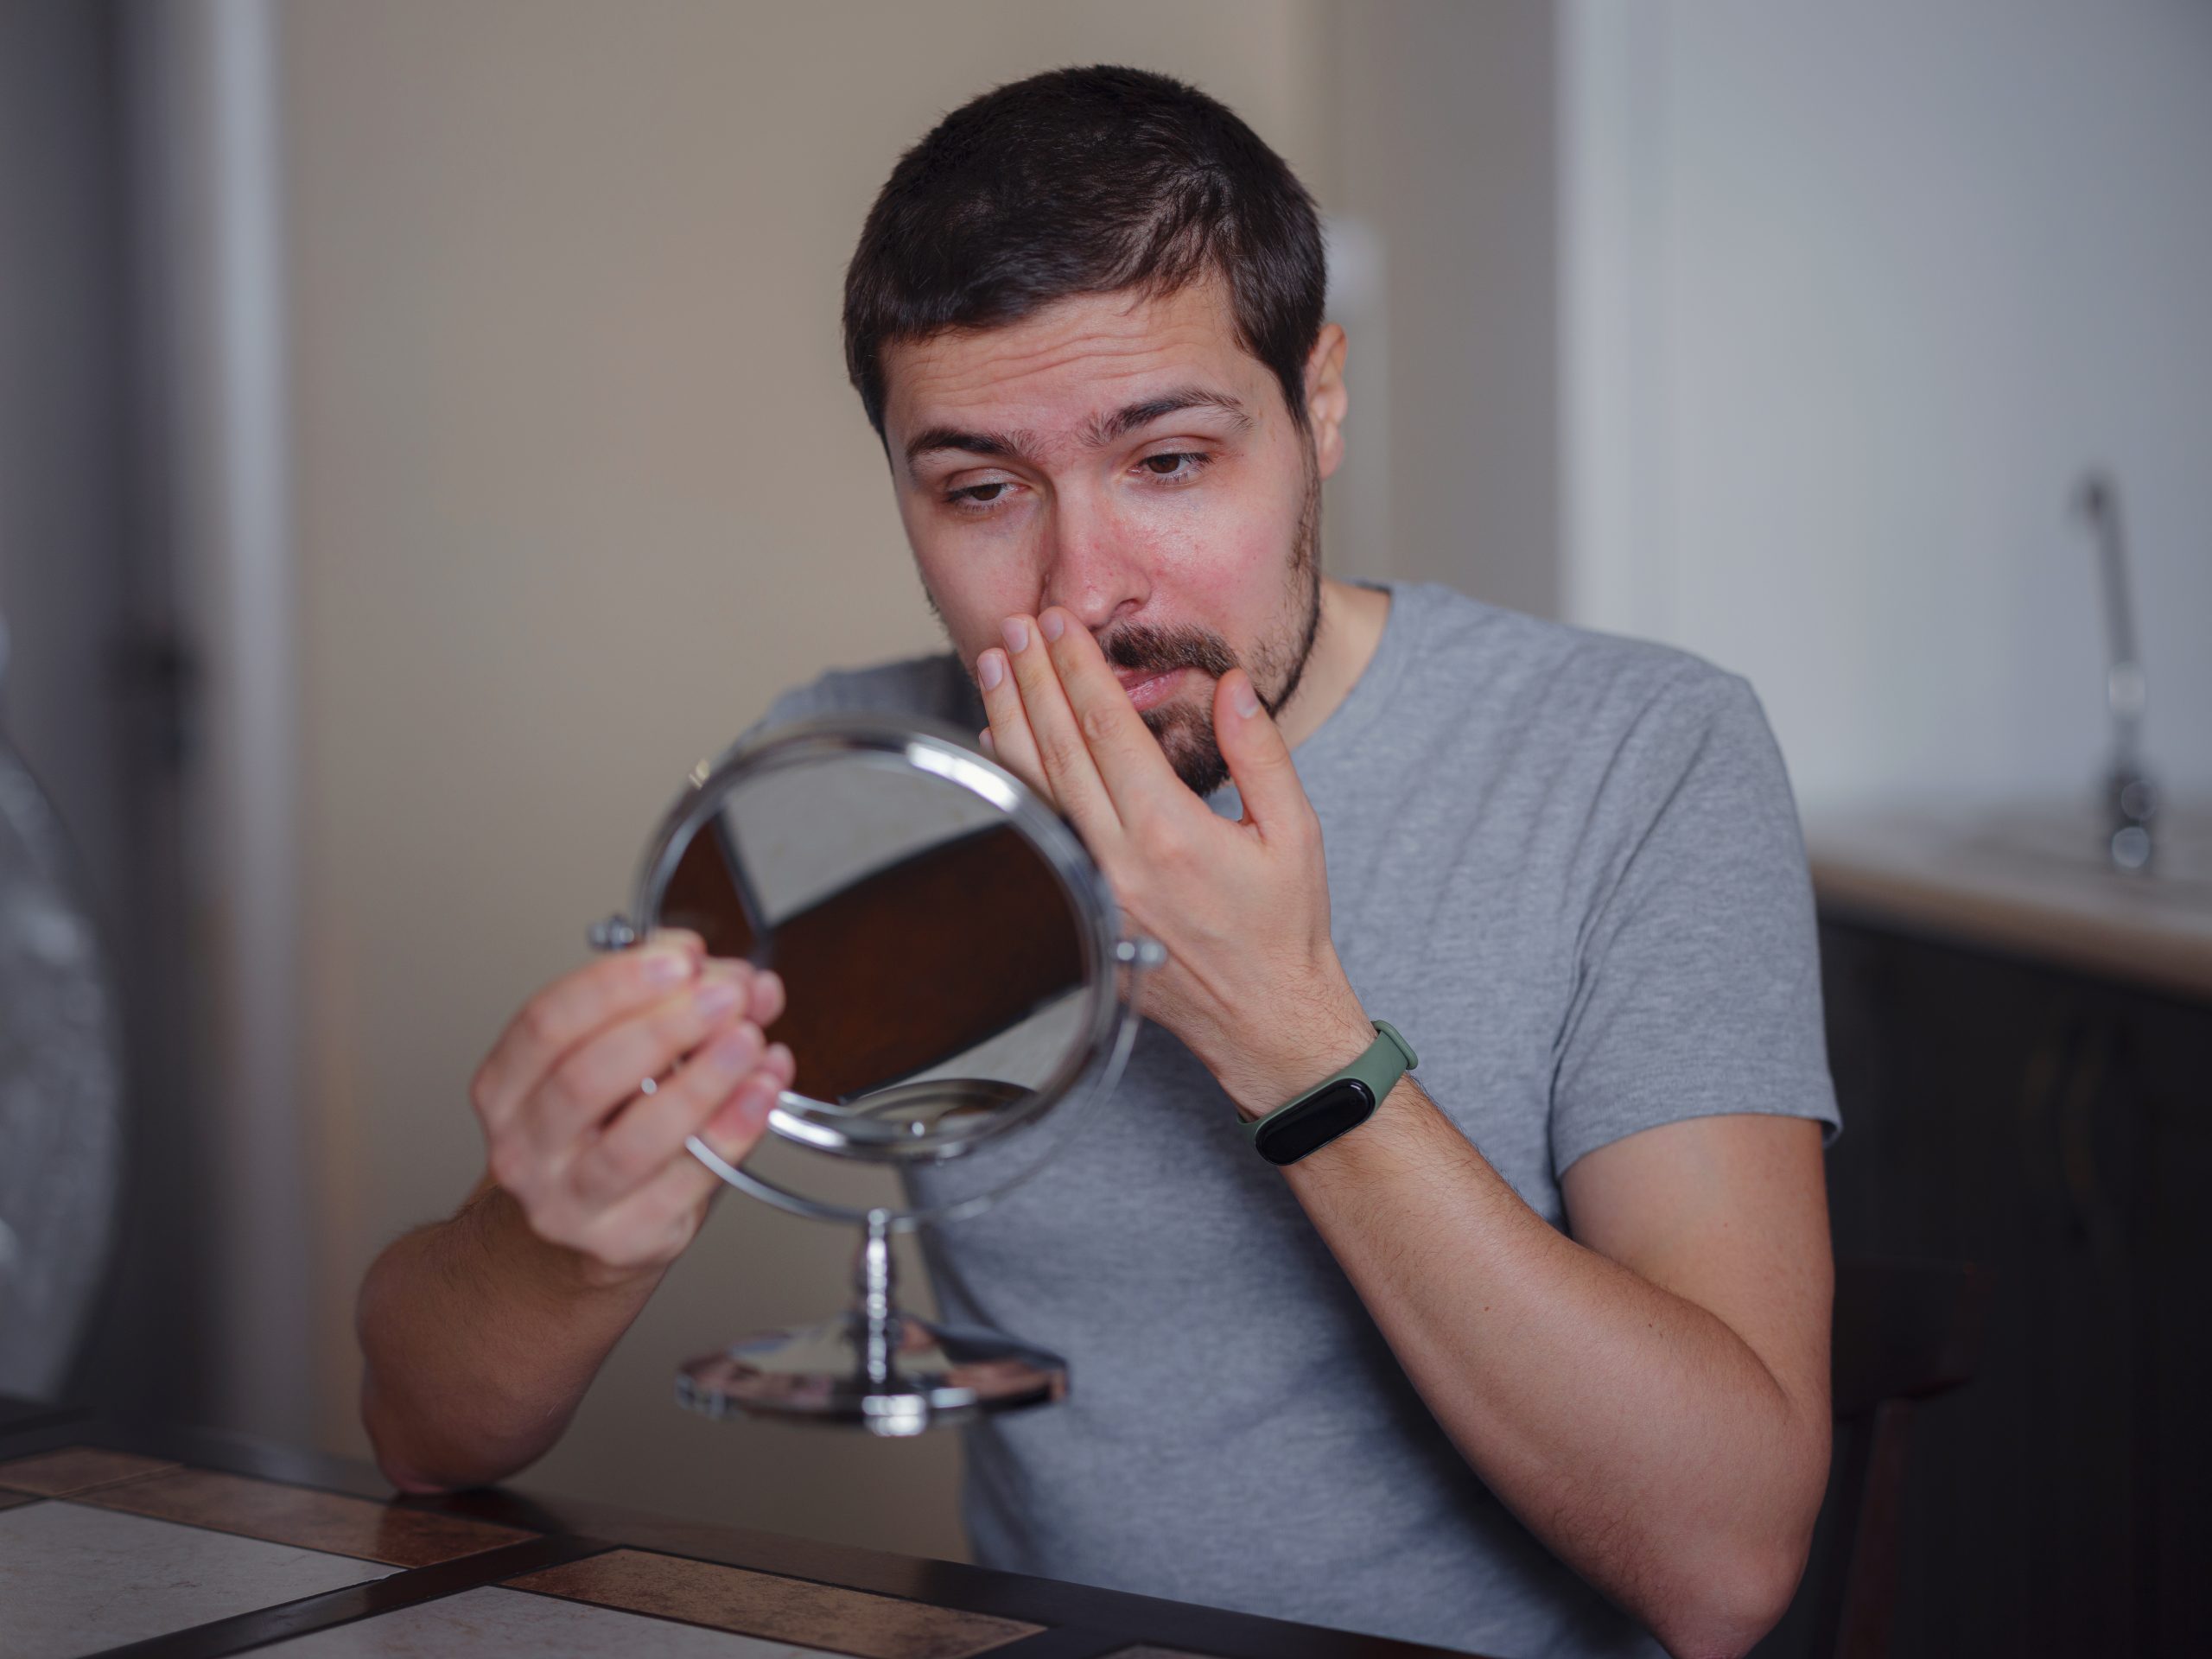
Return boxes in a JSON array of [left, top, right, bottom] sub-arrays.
[[2074, 473, 2158, 872]]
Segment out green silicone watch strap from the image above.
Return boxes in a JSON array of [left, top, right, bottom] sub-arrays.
[[1242, 1020, 1419, 1152]]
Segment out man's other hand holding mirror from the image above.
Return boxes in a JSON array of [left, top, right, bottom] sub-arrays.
[[466, 934, 794, 1290]]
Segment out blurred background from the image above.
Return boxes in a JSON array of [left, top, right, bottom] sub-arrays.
[[1, 0, 2206, 1652]]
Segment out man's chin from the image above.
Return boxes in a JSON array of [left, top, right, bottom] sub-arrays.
[[1142, 700, 1231, 799]]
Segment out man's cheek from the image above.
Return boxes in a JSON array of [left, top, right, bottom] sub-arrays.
[[1160, 537, 1289, 632], [913, 552, 1020, 660], [1150, 486, 1291, 596]]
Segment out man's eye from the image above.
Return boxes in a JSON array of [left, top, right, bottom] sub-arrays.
[[950, 480, 1015, 507], [1138, 451, 1207, 481]]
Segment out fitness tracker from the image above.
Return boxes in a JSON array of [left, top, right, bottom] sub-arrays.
[[1243, 1021, 1418, 1166]]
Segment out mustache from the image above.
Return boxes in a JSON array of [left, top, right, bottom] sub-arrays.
[[1096, 622, 1238, 681]]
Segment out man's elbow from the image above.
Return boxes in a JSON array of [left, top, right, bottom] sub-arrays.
[[1649, 1408, 1829, 1656], [1646, 1535, 1810, 1659], [373, 1450, 457, 1498], [359, 1370, 467, 1497]]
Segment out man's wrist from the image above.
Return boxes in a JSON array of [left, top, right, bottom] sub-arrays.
[[481, 1184, 665, 1301], [1222, 995, 1379, 1122]]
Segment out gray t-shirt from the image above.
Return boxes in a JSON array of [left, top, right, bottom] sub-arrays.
[[765, 582, 1839, 1658]]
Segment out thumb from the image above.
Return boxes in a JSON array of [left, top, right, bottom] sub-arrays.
[[1215, 669, 1307, 835]]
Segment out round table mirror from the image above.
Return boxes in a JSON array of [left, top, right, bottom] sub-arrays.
[[591, 716, 1158, 1436]]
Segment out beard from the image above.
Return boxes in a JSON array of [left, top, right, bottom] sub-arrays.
[[1099, 452, 1324, 798]]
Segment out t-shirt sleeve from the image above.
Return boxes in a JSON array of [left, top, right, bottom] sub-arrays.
[[1548, 670, 1840, 1176]]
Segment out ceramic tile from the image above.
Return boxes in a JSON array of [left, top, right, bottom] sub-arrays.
[[509, 1548, 1042, 1658], [0, 1446, 178, 1497], [257, 1585, 843, 1656], [0, 1498, 393, 1659], [79, 1466, 534, 1566]]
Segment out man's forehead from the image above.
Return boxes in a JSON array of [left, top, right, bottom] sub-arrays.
[[881, 283, 1268, 442]]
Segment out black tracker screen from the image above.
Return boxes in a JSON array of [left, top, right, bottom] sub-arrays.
[[1252, 1077, 1377, 1165]]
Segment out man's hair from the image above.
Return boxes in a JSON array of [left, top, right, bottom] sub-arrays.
[[842, 65, 1326, 440]]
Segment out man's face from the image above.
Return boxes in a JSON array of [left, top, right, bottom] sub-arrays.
[[880, 283, 1334, 797]]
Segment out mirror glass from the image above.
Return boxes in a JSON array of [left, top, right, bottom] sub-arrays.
[[646, 741, 1103, 1165]]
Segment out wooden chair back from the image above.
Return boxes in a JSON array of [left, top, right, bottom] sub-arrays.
[[1798, 1256, 1993, 1659]]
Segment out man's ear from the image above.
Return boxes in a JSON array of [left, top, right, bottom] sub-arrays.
[[1303, 323, 1349, 480]]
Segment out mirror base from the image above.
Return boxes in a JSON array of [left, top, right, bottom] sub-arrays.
[[676, 1313, 1067, 1437]]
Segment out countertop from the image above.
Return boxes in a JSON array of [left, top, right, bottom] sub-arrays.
[[1806, 800, 2212, 1005]]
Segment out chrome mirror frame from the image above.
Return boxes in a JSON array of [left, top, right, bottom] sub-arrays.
[[592, 715, 1156, 1229]]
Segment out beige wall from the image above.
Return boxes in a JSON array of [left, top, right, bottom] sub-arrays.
[[1336, 0, 1559, 615], [285, 0, 1336, 1561]]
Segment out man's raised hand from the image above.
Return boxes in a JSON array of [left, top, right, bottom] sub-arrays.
[[976, 608, 1373, 1116]]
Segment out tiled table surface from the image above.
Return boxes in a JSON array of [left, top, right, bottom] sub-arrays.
[[0, 1407, 1483, 1659]]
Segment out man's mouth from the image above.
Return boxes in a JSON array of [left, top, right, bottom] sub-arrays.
[[1113, 664, 1193, 715]]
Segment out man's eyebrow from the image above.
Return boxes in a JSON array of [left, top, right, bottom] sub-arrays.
[[900, 388, 1250, 473], [1085, 388, 1252, 448], [904, 426, 1027, 468]]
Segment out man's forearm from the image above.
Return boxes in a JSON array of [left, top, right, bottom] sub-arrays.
[[1278, 1081, 1825, 1657], [356, 1182, 664, 1492]]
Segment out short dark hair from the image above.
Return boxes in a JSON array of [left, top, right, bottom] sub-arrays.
[[842, 65, 1326, 440]]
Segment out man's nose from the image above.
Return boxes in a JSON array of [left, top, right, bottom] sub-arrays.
[[1039, 489, 1147, 633]]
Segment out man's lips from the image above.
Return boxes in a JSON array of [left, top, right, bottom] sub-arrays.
[[1113, 664, 1194, 714]]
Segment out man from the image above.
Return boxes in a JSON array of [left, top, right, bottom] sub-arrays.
[[359, 67, 1839, 1659]]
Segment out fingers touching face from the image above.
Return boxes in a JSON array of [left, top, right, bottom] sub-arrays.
[[978, 607, 1185, 833]]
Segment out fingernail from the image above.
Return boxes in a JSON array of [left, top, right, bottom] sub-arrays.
[[1001, 617, 1029, 653], [694, 976, 742, 1020], [979, 728, 996, 754], [1231, 675, 1261, 719], [643, 945, 694, 987], [741, 1072, 781, 1125], [707, 1077, 775, 1143], [705, 1022, 762, 1071], [977, 649, 1004, 691], [1040, 609, 1065, 642]]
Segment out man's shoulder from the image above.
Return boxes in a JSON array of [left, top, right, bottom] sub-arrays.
[[763, 650, 976, 730], [1395, 582, 1755, 742]]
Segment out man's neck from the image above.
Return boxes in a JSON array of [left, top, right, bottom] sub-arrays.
[[1274, 576, 1391, 752]]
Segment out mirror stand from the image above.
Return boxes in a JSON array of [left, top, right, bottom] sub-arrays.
[[676, 1208, 1067, 1438]]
